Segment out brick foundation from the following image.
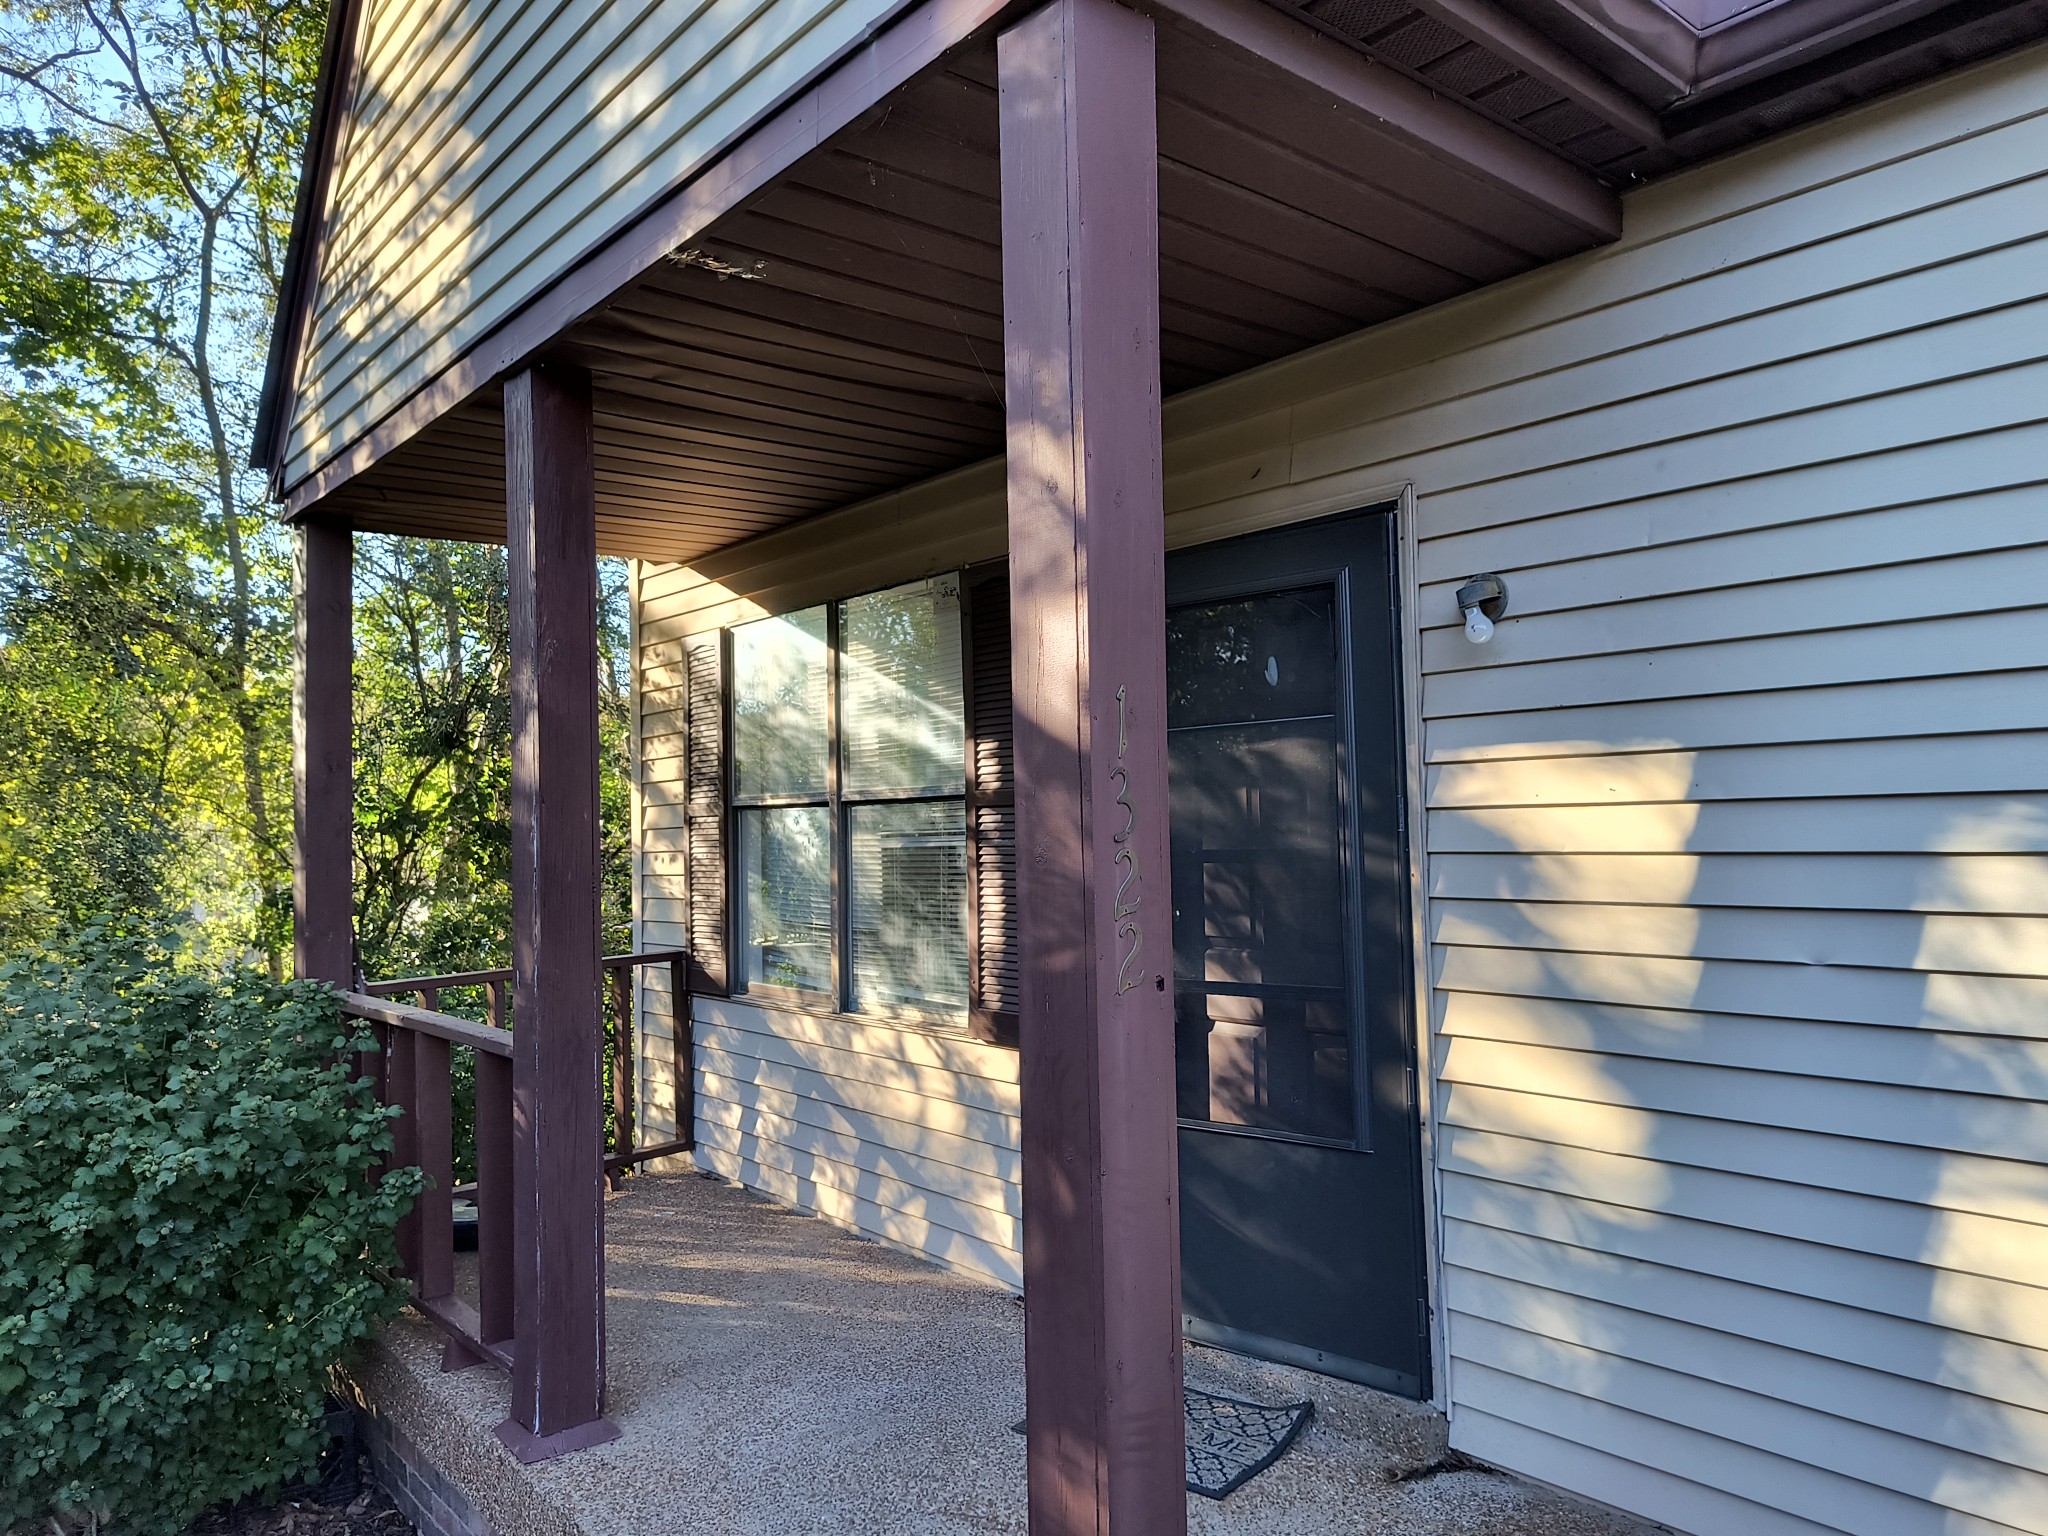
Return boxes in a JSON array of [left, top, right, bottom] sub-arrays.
[[350, 1390, 505, 1536]]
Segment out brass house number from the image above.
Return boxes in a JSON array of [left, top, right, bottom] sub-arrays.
[[1110, 684, 1144, 994]]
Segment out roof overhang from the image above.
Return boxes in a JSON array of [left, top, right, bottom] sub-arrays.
[[250, 0, 365, 475], [255, 0, 2048, 562]]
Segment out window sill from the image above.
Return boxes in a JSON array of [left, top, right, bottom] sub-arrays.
[[724, 987, 978, 1043]]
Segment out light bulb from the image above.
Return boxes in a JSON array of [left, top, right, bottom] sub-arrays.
[[1462, 605, 1494, 644]]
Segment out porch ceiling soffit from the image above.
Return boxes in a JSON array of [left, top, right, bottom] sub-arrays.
[[307, 0, 1623, 562], [283, 0, 2048, 564]]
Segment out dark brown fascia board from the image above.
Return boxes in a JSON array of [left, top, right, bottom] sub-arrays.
[[1138, 0, 1622, 239], [1527, 0, 2026, 107], [1692, 0, 1973, 95], [1521, 0, 1700, 98], [281, 0, 1025, 520], [251, 0, 366, 480], [1666, 0, 2048, 144], [1662, 0, 1769, 26], [1405, 0, 1667, 145]]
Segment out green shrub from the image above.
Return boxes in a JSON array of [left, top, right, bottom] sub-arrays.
[[0, 935, 421, 1533]]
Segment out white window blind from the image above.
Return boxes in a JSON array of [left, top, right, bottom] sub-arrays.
[[731, 606, 828, 799], [736, 806, 833, 995], [840, 576, 964, 795], [850, 800, 968, 1014]]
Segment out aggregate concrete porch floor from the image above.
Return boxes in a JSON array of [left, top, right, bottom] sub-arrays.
[[345, 1171, 1661, 1536]]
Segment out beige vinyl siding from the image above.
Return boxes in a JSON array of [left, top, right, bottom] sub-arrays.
[[692, 997, 1022, 1288], [635, 38, 2048, 1535], [281, 0, 906, 493]]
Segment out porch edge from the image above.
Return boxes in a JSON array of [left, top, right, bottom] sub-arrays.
[[334, 1323, 586, 1536]]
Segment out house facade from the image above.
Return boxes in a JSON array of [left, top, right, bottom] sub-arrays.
[[266, 0, 2048, 1532]]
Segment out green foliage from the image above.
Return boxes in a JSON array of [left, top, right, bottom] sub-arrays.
[[2, 402, 178, 945], [348, 541, 633, 1181], [352, 540, 635, 982], [0, 934, 420, 1533], [0, 125, 164, 400], [0, 0, 636, 985], [0, 0, 324, 975]]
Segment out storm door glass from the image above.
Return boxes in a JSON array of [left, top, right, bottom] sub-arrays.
[[1167, 585, 1355, 1144]]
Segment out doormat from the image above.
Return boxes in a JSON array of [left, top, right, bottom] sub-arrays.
[[1010, 1387, 1315, 1500], [1184, 1386, 1314, 1498]]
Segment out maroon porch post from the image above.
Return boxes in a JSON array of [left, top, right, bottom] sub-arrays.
[[999, 3, 1185, 1533], [496, 363, 618, 1461], [292, 518, 353, 986]]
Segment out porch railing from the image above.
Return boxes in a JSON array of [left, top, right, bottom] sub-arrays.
[[339, 950, 692, 1372]]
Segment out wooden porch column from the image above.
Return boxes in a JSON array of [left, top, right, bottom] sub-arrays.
[[292, 518, 353, 986], [999, 3, 1185, 1533], [496, 364, 618, 1462]]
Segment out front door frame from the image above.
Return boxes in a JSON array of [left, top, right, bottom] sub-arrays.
[[1163, 480, 1446, 1411]]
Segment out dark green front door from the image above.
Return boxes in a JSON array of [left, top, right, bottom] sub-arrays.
[[1166, 504, 1429, 1398]]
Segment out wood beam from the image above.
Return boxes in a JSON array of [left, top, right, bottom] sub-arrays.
[[1140, 0, 1622, 243], [999, 2, 1185, 1532], [496, 364, 619, 1463], [292, 517, 353, 986]]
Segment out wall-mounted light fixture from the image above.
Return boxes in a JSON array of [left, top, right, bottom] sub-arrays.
[[1456, 573, 1508, 644]]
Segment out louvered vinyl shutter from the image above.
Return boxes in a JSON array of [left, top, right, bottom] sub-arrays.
[[962, 564, 1018, 1047], [683, 631, 728, 996]]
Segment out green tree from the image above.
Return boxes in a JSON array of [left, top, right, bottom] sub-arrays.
[[0, 0, 323, 972], [352, 538, 635, 983], [0, 0, 637, 993], [0, 395, 256, 958]]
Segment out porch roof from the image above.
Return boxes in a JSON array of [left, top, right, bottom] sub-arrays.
[[347, 1169, 1653, 1535], [287, 0, 1623, 564], [261, 0, 2048, 567]]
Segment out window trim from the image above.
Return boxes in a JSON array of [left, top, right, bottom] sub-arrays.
[[726, 577, 971, 1029]]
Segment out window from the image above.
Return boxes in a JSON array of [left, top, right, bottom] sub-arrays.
[[728, 576, 968, 1021]]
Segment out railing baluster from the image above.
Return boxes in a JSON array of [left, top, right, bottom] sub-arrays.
[[671, 957, 694, 1152], [474, 1049, 515, 1348], [388, 1026, 420, 1278], [608, 966, 633, 1192], [415, 1032, 455, 1303], [366, 1020, 391, 1181], [343, 952, 685, 1385]]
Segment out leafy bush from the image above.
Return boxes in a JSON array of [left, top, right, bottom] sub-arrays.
[[0, 936, 421, 1533]]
